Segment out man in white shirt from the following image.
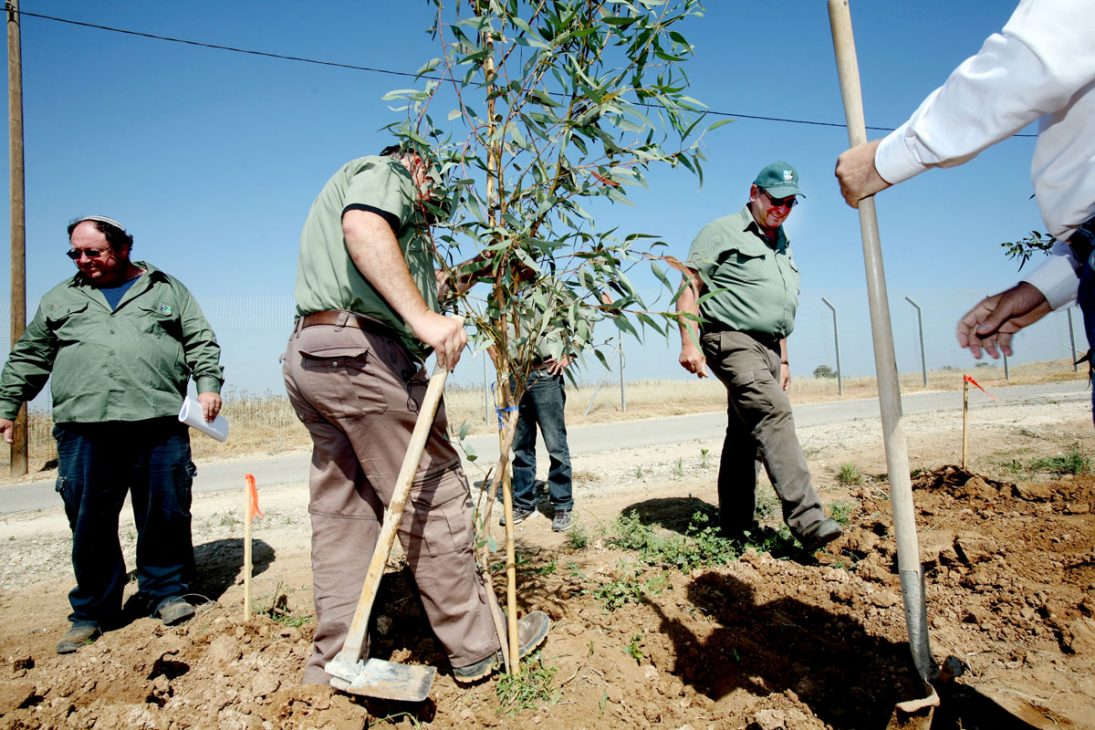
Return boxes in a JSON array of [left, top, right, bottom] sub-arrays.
[[835, 0, 1095, 415]]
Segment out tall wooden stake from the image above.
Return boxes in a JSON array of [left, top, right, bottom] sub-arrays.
[[7, 0, 27, 477], [961, 378, 969, 469], [243, 478, 253, 619]]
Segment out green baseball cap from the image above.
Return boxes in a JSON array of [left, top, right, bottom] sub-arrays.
[[753, 161, 803, 198]]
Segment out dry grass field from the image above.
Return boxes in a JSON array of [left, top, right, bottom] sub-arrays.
[[2, 357, 1085, 474]]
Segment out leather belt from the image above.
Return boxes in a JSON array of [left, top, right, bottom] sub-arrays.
[[297, 310, 387, 332]]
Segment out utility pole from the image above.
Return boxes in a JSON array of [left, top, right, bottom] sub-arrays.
[[820, 297, 843, 396], [7, 0, 27, 477], [904, 296, 927, 387]]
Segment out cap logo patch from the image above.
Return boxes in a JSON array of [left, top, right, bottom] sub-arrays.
[[783, 170, 794, 182]]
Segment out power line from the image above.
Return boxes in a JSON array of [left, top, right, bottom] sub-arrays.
[[16, 8, 1036, 138]]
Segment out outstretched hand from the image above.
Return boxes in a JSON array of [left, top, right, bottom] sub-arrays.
[[956, 282, 1051, 359], [835, 139, 890, 208]]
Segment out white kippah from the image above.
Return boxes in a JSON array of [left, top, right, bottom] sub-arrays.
[[77, 215, 127, 232]]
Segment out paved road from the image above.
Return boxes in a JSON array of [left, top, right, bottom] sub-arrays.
[[1, 380, 1085, 514]]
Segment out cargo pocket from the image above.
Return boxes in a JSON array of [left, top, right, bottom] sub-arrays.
[[405, 482, 473, 559], [299, 345, 388, 418]]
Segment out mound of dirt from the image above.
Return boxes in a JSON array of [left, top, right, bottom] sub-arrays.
[[2, 402, 1094, 728]]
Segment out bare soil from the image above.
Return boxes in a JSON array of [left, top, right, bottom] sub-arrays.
[[1, 389, 1093, 729]]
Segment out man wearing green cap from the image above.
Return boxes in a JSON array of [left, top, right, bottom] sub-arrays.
[[676, 162, 843, 553]]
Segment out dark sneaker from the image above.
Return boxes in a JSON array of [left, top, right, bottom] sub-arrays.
[[156, 597, 195, 626], [798, 518, 844, 553], [499, 506, 535, 527], [452, 610, 551, 683], [551, 509, 573, 532], [57, 623, 101, 654]]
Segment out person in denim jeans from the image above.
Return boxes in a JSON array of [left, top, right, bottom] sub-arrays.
[[836, 0, 1094, 409], [502, 280, 589, 532], [509, 360, 576, 532], [0, 216, 224, 654]]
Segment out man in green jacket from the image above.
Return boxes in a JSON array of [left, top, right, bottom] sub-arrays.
[[0, 215, 224, 654], [677, 163, 843, 553]]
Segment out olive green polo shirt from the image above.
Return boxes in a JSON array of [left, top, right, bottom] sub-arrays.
[[294, 155, 438, 357], [0, 262, 224, 423], [685, 205, 800, 337]]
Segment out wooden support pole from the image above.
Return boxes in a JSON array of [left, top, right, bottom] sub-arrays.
[[961, 377, 970, 470], [7, 0, 27, 477], [244, 478, 253, 619]]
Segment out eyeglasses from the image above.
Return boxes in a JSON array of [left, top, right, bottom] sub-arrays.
[[760, 189, 799, 208], [66, 248, 108, 260]]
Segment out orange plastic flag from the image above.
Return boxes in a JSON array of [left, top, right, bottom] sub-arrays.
[[245, 473, 264, 520], [963, 374, 996, 400]]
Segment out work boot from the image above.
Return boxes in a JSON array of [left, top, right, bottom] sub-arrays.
[[155, 597, 195, 626], [56, 623, 101, 654], [797, 518, 843, 553], [452, 610, 551, 683]]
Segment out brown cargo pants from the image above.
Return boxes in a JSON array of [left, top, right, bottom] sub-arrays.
[[282, 318, 499, 685], [701, 329, 826, 537]]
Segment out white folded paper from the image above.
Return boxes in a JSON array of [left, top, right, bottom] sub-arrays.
[[178, 396, 229, 442]]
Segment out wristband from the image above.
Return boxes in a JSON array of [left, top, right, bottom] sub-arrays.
[[780, 360, 789, 365]]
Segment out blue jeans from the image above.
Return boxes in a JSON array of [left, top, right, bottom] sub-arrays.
[[1076, 218, 1095, 424], [511, 371, 574, 512], [53, 418, 196, 626]]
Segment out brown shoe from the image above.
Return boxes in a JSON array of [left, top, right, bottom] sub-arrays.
[[452, 610, 551, 683], [56, 623, 102, 654]]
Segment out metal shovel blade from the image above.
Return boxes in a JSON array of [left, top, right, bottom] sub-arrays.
[[326, 655, 437, 702]]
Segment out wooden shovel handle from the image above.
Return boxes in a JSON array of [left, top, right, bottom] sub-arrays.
[[338, 321, 461, 662]]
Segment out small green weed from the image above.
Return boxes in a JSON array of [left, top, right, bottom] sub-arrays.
[[496, 655, 559, 714], [673, 458, 684, 478], [565, 523, 589, 549], [591, 567, 666, 611], [699, 447, 710, 469], [634, 466, 644, 479], [264, 586, 313, 627], [534, 559, 558, 576], [1029, 446, 1090, 475], [828, 501, 855, 526], [607, 511, 738, 571], [626, 633, 645, 663], [836, 463, 862, 486]]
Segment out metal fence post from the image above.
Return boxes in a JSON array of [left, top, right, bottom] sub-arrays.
[[905, 296, 927, 387], [1067, 306, 1078, 371], [820, 297, 843, 396]]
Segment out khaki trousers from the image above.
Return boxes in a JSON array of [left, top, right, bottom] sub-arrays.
[[701, 329, 826, 536], [282, 320, 498, 684]]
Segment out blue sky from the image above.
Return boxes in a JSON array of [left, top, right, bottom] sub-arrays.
[[0, 1, 1078, 398]]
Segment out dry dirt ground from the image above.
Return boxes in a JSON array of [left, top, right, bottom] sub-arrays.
[[1, 391, 1093, 729]]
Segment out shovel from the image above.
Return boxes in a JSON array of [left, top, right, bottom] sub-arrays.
[[325, 357, 454, 702], [828, 1, 940, 724]]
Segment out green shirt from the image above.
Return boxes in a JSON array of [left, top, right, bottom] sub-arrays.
[[685, 205, 800, 337], [0, 262, 224, 423], [294, 155, 438, 357]]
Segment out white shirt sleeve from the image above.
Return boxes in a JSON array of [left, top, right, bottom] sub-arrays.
[[1020, 240, 1080, 310], [875, 0, 1095, 184]]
